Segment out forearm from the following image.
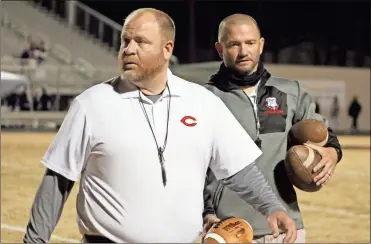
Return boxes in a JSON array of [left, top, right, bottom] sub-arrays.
[[293, 82, 342, 163], [221, 163, 285, 216], [24, 169, 74, 243], [325, 128, 343, 162]]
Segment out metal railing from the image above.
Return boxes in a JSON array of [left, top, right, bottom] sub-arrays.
[[74, 1, 122, 52], [29, 0, 179, 64], [1, 11, 100, 81], [0, 62, 109, 114], [0, 62, 115, 93]]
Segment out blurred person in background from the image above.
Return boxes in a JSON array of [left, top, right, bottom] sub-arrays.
[[18, 85, 31, 111], [326, 45, 340, 66], [314, 98, 321, 114], [277, 38, 295, 64], [348, 96, 362, 133], [5, 92, 18, 111], [39, 87, 51, 111], [363, 56, 371, 67], [314, 38, 327, 65], [31, 88, 39, 111], [330, 96, 340, 132], [345, 50, 356, 67], [20, 41, 36, 62], [34, 40, 48, 64], [19, 40, 38, 75], [295, 41, 315, 65]]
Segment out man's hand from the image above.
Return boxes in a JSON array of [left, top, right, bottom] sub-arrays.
[[199, 214, 220, 240], [304, 143, 338, 186], [267, 211, 296, 243]]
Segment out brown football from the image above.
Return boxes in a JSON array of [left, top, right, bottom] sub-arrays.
[[203, 217, 253, 243], [284, 145, 323, 192], [288, 119, 328, 147]]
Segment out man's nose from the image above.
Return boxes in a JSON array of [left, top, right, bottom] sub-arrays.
[[123, 40, 137, 55], [239, 43, 250, 57]]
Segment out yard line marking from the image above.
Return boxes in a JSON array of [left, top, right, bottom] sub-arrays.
[[300, 204, 369, 218], [1, 239, 16, 243], [1, 223, 80, 243], [1, 203, 369, 243]]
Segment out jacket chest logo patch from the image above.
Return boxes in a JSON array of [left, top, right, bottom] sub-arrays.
[[264, 97, 284, 114]]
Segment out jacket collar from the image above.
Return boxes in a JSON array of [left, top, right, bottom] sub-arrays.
[[207, 62, 271, 92]]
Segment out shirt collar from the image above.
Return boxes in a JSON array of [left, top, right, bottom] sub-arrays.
[[249, 79, 261, 98], [119, 69, 183, 99]]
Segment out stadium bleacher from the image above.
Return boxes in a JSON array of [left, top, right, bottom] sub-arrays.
[[2, 1, 117, 79], [1, 1, 113, 128]]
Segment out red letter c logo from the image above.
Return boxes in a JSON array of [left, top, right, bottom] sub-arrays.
[[181, 116, 197, 127]]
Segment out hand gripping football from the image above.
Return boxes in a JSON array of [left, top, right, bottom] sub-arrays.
[[288, 119, 328, 147], [203, 217, 253, 243]]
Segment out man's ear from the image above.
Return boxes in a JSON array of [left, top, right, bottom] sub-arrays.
[[259, 37, 265, 55], [164, 40, 174, 60], [215, 42, 223, 59]]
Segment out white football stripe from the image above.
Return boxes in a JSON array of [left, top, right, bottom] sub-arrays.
[[204, 232, 226, 243], [302, 146, 315, 168]]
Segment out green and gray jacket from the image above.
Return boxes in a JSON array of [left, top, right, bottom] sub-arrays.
[[203, 66, 342, 236]]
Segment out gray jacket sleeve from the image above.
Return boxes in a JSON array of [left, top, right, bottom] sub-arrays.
[[203, 168, 216, 219], [23, 168, 74, 243], [221, 163, 286, 216]]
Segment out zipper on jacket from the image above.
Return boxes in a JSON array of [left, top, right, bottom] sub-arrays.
[[242, 91, 262, 148], [212, 90, 262, 211]]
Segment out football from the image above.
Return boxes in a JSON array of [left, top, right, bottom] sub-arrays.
[[288, 119, 328, 147], [203, 217, 253, 243], [284, 145, 323, 192]]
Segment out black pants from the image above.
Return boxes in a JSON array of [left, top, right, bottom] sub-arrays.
[[84, 235, 114, 243], [352, 117, 358, 130]]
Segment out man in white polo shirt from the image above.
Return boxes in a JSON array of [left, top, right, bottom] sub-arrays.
[[23, 8, 296, 243]]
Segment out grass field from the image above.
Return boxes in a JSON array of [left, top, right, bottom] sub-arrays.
[[1, 132, 370, 243]]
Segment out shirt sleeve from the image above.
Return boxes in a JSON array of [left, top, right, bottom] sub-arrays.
[[24, 169, 74, 243], [221, 163, 286, 216], [41, 98, 91, 181], [208, 96, 263, 180]]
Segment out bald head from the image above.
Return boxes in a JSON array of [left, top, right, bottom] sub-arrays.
[[214, 14, 265, 76], [218, 14, 261, 43], [124, 8, 176, 42]]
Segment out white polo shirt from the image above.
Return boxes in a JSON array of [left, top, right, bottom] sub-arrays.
[[41, 69, 262, 243]]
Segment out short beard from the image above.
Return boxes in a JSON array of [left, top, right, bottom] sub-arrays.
[[229, 62, 258, 76], [121, 57, 165, 85]]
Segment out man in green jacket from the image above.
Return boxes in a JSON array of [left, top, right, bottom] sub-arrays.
[[202, 14, 342, 243]]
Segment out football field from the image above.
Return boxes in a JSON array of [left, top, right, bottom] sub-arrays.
[[1, 132, 370, 243]]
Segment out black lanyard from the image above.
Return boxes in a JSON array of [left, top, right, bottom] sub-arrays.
[[138, 84, 171, 187]]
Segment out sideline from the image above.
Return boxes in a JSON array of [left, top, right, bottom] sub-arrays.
[[1, 223, 80, 243]]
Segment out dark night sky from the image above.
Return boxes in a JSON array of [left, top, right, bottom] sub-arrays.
[[76, 1, 370, 63]]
